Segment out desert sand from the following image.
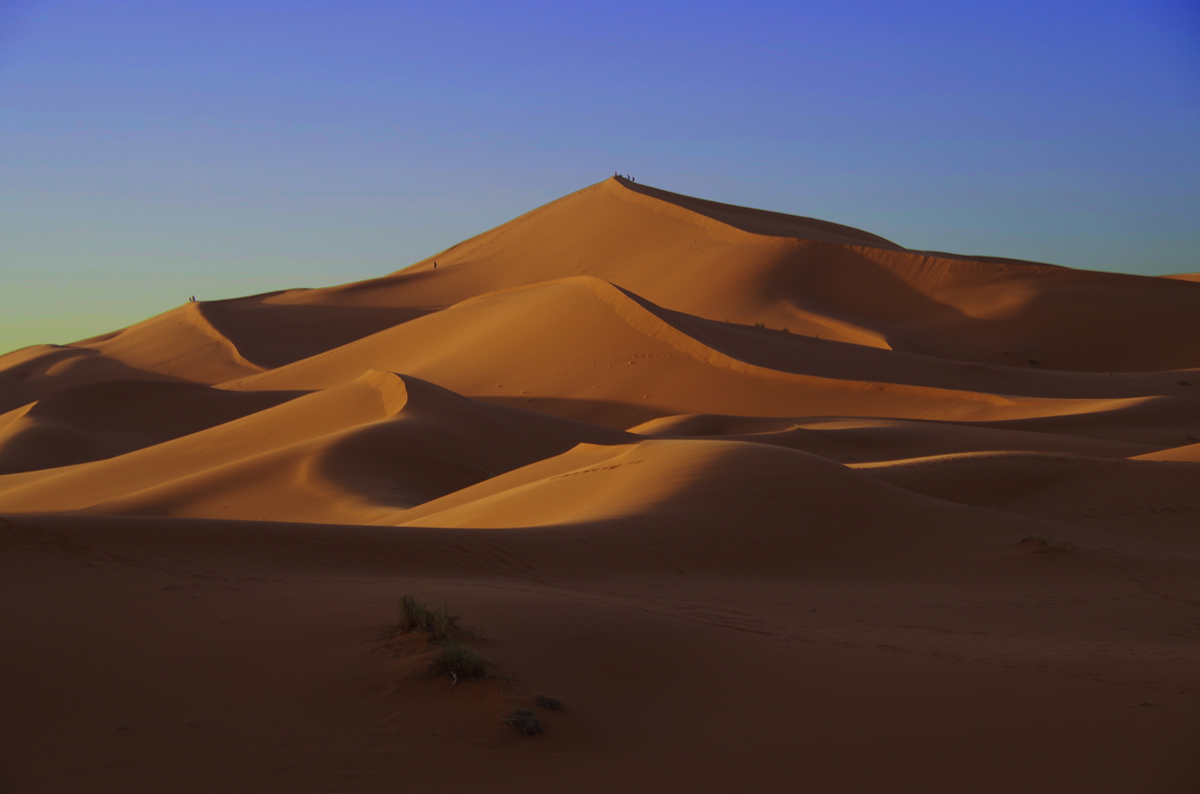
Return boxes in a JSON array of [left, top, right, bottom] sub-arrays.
[[2, 176, 1197, 792]]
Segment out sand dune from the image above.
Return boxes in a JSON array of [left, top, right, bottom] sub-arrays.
[[326, 177, 1200, 372], [0, 380, 296, 474], [1135, 440, 1200, 462], [0, 372, 630, 519], [3, 178, 1199, 793], [630, 413, 1158, 461], [0, 302, 263, 413], [858, 451, 1200, 547], [224, 275, 1184, 433], [196, 291, 430, 368], [83, 374, 632, 523]]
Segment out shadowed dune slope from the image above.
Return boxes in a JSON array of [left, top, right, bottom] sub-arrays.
[[194, 293, 430, 369], [382, 437, 1176, 578], [857, 451, 1200, 546], [0, 380, 297, 474], [391, 438, 982, 538]]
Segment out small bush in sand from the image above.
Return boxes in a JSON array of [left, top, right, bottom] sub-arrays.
[[432, 642, 489, 679], [398, 594, 459, 641], [396, 595, 492, 681], [505, 709, 543, 736], [536, 693, 563, 711]]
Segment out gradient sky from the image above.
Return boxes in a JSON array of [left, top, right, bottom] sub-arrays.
[[2, 0, 1198, 353]]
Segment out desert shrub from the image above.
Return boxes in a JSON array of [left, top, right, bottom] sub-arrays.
[[505, 709, 543, 736], [398, 594, 459, 641], [536, 693, 563, 711], [432, 642, 489, 679]]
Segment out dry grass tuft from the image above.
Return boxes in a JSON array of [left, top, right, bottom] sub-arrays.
[[431, 642, 490, 679], [398, 594, 459, 641]]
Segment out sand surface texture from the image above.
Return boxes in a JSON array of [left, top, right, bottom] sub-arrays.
[[2, 177, 1198, 792]]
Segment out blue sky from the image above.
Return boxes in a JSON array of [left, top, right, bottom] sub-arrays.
[[2, 0, 1198, 352]]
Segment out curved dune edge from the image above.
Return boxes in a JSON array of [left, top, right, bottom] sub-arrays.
[[604, 176, 903, 248], [80, 300, 267, 379]]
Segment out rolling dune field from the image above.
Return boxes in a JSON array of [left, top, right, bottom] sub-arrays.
[[2, 177, 1198, 792]]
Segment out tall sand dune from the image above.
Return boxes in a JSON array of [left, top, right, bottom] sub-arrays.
[[3, 178, 1199, 793]]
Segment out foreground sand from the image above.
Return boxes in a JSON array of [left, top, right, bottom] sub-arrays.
[[2, 177, 1198, 792]]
